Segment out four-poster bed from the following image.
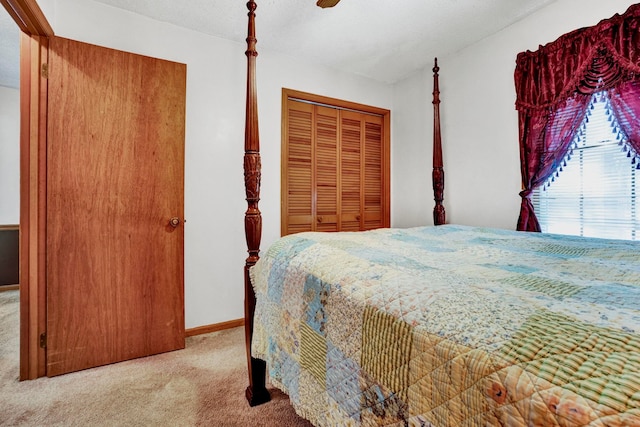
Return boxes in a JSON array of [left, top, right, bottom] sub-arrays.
[[242, 0, 270, 407], [242, 2, 639, 426]]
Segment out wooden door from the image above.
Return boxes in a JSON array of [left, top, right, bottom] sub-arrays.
[[363, 114, 384, 230], [339, 111, 385, 231], [283, 100, 314, 234], [340, 110, 363, 231], [45, 37, 186, 376], [315, 105, 339, 232]]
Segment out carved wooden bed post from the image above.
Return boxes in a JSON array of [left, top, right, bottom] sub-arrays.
[[432, 58, 446, 225], [243, 0, 270, 407]]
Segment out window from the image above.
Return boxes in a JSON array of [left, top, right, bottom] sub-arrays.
[[533, 91, 639, 240]]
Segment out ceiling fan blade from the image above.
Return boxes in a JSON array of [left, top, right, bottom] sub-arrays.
[[316, 0, 340, 8]]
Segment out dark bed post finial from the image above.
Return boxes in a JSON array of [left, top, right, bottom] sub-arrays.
[[432, 57, 446, 225], [243, 0, 270, 407]]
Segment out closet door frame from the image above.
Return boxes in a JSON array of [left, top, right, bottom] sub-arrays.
[[281, 88, 390, 236]]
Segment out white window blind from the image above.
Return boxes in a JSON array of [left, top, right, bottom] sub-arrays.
[[532, 91, 639, 240]]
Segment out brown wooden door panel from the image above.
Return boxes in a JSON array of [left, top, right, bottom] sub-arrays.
[[46, 37, 186, 376], [340, 111, 362, 231], [283, 100, 313, 235], [315, 106, 338, 232], [288, 215, 314, 225], [364, 116, 384, 229]]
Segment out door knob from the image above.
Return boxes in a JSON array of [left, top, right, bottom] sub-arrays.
[[169, 217, 181, 228]]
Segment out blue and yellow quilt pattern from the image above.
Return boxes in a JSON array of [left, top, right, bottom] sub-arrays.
[[250, 225, 640, 426]]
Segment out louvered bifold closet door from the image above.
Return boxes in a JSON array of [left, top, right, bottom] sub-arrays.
[[340, 110, 363, 231], [283, 92, 389, 236], [284, 100, 314, 234], [315, 106, 339, 232], [364, 115, 384, 229]]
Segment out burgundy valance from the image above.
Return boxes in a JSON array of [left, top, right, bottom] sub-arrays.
[[515, 3, 640, 111]]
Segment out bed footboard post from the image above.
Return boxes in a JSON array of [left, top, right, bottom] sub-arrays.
[[432, 58, 446, 225], [243, 0, 270, 407], [244, 267, 270, 406]]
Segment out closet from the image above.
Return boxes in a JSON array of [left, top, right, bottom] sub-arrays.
[[282, 89, 390, 235]]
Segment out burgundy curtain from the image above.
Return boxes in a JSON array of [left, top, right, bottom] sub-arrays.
[[609, 80, 640, 159], [514, 4, 640, 231]]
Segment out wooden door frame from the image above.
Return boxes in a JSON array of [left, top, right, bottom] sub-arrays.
[[1, 0, 53, 380]]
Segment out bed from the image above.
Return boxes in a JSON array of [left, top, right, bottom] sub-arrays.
[[240, 2, 640, 426], [251, 225, 640, 426]]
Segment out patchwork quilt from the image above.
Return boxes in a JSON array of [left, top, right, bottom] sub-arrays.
[[250, 225, 640, 426]]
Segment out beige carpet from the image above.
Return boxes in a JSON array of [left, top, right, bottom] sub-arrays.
[[0, 290, 313, 426]]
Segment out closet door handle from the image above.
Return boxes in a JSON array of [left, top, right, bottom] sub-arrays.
[[169, 217, 181, 228]]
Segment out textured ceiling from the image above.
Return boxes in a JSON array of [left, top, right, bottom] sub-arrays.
[[89, 0, 557, 83], [0, 0, 557, 88]]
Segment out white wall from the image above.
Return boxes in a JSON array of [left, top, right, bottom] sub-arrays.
[[393, 0, 638, 230], [391, 67, 433, 228], [0, 85, 20, 224], [44, 0, 393, 328]]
